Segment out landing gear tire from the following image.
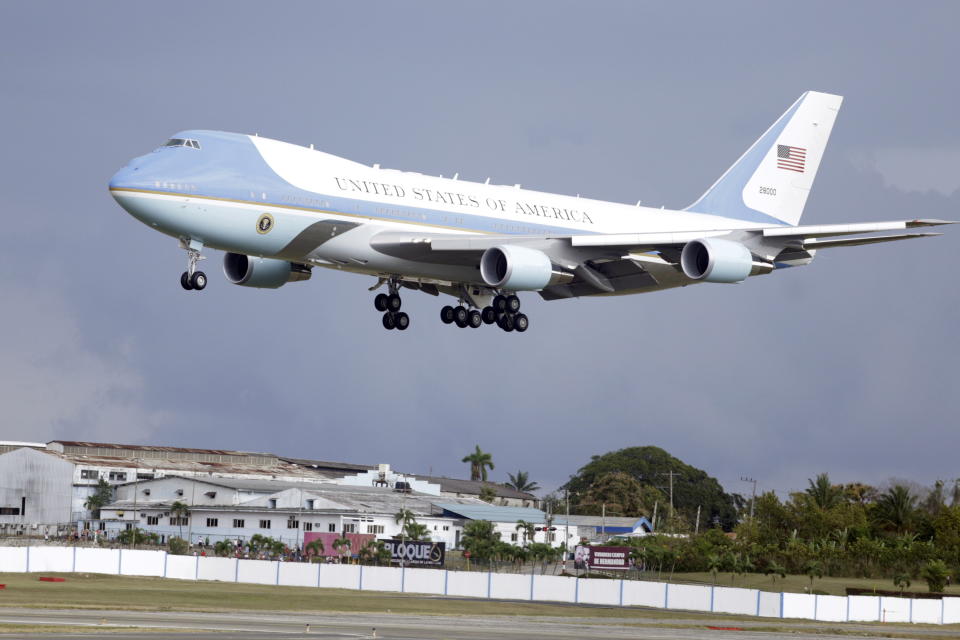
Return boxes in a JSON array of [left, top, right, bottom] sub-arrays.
[[481, 307, 496, 324], [514, 313, 529, 332], [502, 314, 515, 332], [394, 312, 410, 331], [505, 294, 521, 313], [374, 293, 389, 312], [468, 310, 482, 328], [190, 271, 207, 291], [382, 312, 396, 330], [492, 295, 507, 312], [453, 306, 469, 328], [386, 293, 402, 311], [440, 305, 455, 324], [180, 272, 193, 290]]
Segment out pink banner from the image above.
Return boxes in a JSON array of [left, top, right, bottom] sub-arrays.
[[303, 532, 374, 557]]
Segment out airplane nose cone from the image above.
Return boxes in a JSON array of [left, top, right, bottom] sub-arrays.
[[109, 164, 141, 192]]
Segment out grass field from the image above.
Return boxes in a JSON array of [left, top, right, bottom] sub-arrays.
[[0, 572, 693, 619]]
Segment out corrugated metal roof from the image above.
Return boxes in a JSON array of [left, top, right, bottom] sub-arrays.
[[434, 502, 547, 523], [50, 440, 268, 456], [410, 476, 537, 500]]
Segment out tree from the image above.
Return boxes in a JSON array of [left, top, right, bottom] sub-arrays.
[[404, 522, 431, 541], [462, 445, 494, 482], [893, 572, 911, 596], [250, 534, 284, 558], [305, 538, 325, 562], [214, 539, 235, 557], [332, 535, 352, 562], [765, 561, 787, 585], [170, 501, 190, 539], [461, 520, 500, 565], [83, 478, 113, 519], [479, 484, 497, 503], [873, 485, 917, 535], [921, 560, 949, 593], [505, 471, 540, 493], [118, 528, 158, 546], [515, 520, 535, 547], [803, 559, 824, 592], [394, 508, 416, 533], [358, 540, 392, 565], [577, 472, 661, 518], [706, 553, 722, 585], [806, 473, 843, 510], [168, 537, 188, 555], [563, 446, 737, 529]]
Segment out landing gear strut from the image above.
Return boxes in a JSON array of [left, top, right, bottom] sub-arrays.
[[373, 279, 409, 331], [180, 244, 207, 291]]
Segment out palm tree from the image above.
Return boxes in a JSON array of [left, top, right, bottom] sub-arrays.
[[765, 562, 787, 585], [803, 560, 824, 592], [505, 471, 540, 493], [394, 508, 415, 533], [333, 535, 352, 563], [893, 572, 911, 596], [805, 473, 842, 510], [84, 478, 114, 519], [515, 520, 536, 548], [170, 501, 190, 539], [462, 445, 494, 482], [404, 522, 431, 541], [706, 553, 722, 586], [874, 485, 917, 535], [305, 538, 325, 562]]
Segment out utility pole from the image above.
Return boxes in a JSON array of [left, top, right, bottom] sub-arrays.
[[658, 471, 680, 530], [695, 505, 701, 535], [651, 501, 658, 532], [132, 459, 138, 550], [740, 477, 757, 520], [601, 503, 605, 540], [562, 489, 570, 574]]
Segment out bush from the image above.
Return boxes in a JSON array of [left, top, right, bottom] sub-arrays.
[[168, 537, 188, 555], [921, 560, 949, 593]]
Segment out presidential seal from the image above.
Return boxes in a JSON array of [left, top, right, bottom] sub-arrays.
[[256, 213, 274, 234]]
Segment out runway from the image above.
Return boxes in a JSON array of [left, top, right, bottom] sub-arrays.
[[0, 607, 956, 640]]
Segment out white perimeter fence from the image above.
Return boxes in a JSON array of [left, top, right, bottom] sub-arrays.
[[1, 546, 958, 625]]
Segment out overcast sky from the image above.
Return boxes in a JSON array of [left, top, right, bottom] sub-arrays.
[[1, 2, 957, 501]]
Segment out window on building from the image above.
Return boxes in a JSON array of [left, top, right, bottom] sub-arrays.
[[367, 524, 384, 534], [233, 519, 245, 528], [547, 532, 555, 543], [328, 523, 336, 532], [305, 499, 314, 509], [146, 516, 159, 525], [268, 499, 277, 509], [137, 473, 154, 480], [108, 471, 127, 481], [206, 518, 218, 527], [0, 508, 20, 515], [342, 523, 356, 533], [259, 519, 271, 529], [125, 523, 133, 531], [98, 521, 106, 531], [443, 525, 449, 531], [80, 470, 98, 479], [170, 517, 189, 526], [287, 519, 299, 529], [510, 533, 518, 542]]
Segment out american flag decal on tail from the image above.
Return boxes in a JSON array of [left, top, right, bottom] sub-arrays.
[[777, 144, 806, 172]]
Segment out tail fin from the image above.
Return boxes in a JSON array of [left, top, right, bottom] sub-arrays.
[[685, 91, 842, 226]]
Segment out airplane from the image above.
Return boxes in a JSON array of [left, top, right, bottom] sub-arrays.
[[109, 91, 952, 333]]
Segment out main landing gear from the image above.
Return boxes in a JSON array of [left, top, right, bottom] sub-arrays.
[[373, 282, 409, 331], [440, 294, 528, 332], [180, 246, 207, 291]]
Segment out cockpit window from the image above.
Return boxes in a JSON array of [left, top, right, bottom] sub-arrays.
[[162, 138, 201, 149]]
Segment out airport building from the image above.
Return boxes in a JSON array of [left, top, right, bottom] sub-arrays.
[[0, 440, 547, 546]]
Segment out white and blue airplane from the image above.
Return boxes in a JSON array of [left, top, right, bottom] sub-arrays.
[[110, 91, 951, 332]]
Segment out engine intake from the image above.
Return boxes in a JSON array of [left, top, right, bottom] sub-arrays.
[[479, 245, 572, 291], [223, 253, 311, 289], [680, 238, 755, 283]]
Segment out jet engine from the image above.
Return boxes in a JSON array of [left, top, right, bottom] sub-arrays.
[[680, 238, 755, 283], [222, 253, 311, 288], [479, 245, 572, 291]]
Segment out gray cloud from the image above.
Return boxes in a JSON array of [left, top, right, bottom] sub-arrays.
[[0, 1, 957, 500]]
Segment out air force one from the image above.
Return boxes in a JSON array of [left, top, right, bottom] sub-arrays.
[[109, 91, 952, 332]]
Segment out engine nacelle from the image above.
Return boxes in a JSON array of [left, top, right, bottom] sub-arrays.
[[680, 238, 754, 283], [479, 245, 572, 291], [222, 253, 311, 289]]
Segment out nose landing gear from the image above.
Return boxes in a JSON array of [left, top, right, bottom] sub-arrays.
[[179, 243, 207, 291]]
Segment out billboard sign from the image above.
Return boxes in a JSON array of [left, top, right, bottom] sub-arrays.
[[574, 545, 631, 570], [382, 540, 445, 566]]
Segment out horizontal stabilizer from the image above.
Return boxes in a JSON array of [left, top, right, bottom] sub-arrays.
[[803, 232, 942, 249]]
